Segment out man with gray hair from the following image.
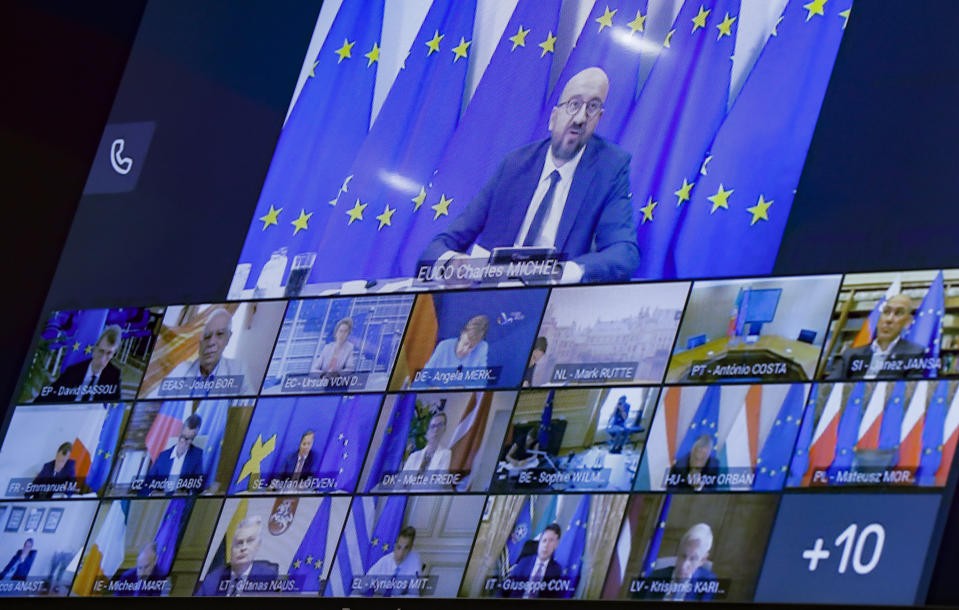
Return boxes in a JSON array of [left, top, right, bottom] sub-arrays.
[[196, 515, 279, 596], [639, 522, 718, 601], [154, 307, 252, 398], [37, 324, 123, 402], [419, 67, 640, 284], [826, 293, 926, 380]]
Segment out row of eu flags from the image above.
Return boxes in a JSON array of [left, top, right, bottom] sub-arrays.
[[234, 0, 852, 289]]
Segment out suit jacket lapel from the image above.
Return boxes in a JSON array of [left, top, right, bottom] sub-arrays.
[[555, 138, 599, 249], [503, 142, 549, 244]]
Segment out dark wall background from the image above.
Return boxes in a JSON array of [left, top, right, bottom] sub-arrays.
[[0, 0, 146, 427], [2, 2, 959, 606]]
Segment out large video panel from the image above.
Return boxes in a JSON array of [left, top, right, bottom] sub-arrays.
[[11, 0, 959, 607]]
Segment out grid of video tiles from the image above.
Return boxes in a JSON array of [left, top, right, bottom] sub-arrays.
[[0, 269, 956, 603]]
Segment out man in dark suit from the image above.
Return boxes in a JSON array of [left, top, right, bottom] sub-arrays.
[[196, 516, 279, 596], [35, 325, 123, 403], [419, 67, 639, 284], [502, 523, 564, 599], [140, 414, 205, 496], [113, 542, 164, 596], [636, 523, 717, 601], [269, 430, 317, 490], [827, 293, 926, 380], [668, 434, 720, 492], [0, 538, 36, 580], [26, 442, 76, 498]]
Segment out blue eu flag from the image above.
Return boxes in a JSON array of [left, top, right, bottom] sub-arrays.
[[904, 270, 944, 378], [671, 0, 852, 278], [289, 497, 331, 592], [916, 380, 949, 486], [308, 0, 477, 283], [86, 403, 125, 492], [827, 382, 866, 481], [753, 383, 806, 490], [552, 494, 590, 598], [618, 0, 740, 279], [233, 0, 385, 291], [640, 494, 672, 577], [393, 0, 562, 276], [785, 384, 818, 487], [676, 385, 720, 460], [363, 393, 417, 492], [154, 498, 189, 577]]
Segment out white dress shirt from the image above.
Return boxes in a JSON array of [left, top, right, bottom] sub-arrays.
[[514, 144, 586, 247]]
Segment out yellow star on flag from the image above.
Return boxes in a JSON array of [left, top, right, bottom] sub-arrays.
[[334, 39, 355, 63], [539, 31, 557, 57], [451, 37, 471, 62], [375, 205, 396, 230], [364, 42, 380, 67], [627, 10, 646, 34], [425, 30, 444, 56], [596, 6, 617, 32], [716, 12, 736, 39], [771, 14, 784, 36], [84, 344, 94, 355], [291, 209, 312, 235], [411, 186, 427, 211], [746, 195, 773, 225], [236, 434, 276, 485], [73, 341, 81, 351], [259, 204, 281, 230], [346, 200, 368, 225], [839, 8, 851, 29], [305, 555, 314, 565], [508, 25, 530, 50], [803, 0, 827, 21], [692, 5, 711, 32], [699, 154, 713, 175], [308, 60, 319, 78], [707, 183, 734, 213], [664, 29, 676, 48], [639, 197, 657, 224], [674, 178, 695, 206], [293, 559, 302, 569], [432, 194, 453, 220]]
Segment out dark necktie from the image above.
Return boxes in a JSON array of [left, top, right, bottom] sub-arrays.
[[523, 170, 561, 246], [82, 374, 98, 402]]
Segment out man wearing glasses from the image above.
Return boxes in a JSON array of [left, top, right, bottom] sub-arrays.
[[420, 67, 639, 283], [35, 324, 123, 402], [139, 413, 206, 496]]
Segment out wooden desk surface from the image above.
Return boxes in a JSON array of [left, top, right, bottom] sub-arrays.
[[666, 335, 823, 382]]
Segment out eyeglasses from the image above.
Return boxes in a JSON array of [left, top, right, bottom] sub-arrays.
[[557, 97, 603, 118]]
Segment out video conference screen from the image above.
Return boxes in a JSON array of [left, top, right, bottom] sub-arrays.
[[5, 0, 959, 606]]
